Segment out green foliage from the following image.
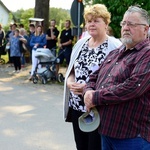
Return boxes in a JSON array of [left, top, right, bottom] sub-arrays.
[[3, 8, 70, 33], [84, 0, 150, 37], [84, 0, 92, 5], [3, 13, 14, 32], [12, 8, 34, 31], [49, 8, 71, 31], [12, 9, 25, 22]]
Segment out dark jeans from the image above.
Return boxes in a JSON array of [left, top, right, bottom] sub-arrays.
[[21, 53, 26, 65], [49, 47, 56, 57], [12, 56, 21, 71], [101, 135, 150, 150], [58, 47, 72, 65], [71, 108, 101, 150]]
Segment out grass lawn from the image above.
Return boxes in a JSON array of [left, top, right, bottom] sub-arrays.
[[0, 53, 8, 64]]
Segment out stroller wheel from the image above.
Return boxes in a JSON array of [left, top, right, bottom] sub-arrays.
[[41, 76, 47, 84], [57, 73, 64, 83], [33, 76, 38, 84]]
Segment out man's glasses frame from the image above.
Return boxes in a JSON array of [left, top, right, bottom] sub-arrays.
[[120, 21, 147, 28]]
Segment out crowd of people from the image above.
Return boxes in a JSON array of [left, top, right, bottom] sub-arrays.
[[0, 15, 122, 78], [0, 19, 74, 80], [0, 3, 150, 150]]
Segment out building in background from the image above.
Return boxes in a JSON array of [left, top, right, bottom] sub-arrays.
[[0, 0, 13, 26]]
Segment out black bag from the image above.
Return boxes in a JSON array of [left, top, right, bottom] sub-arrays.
[[19, 41, 27, 53]]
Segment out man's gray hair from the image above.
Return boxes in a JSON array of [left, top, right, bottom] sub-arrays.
[[125, 5, 149, 25]]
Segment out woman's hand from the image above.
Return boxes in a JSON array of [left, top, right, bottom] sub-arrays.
[[67, 81, 86, 95], [35, 43, 39, 47], [20, 38, 27, 44]]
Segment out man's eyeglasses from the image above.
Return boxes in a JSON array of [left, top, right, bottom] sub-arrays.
[[120, 21, 147, 28]]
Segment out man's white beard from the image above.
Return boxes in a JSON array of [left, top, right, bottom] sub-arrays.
[[121, 38, 133, 45]]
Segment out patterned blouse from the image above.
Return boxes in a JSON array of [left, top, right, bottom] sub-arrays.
[[69, 39, 108, 112], [10, 36, 22, 57]]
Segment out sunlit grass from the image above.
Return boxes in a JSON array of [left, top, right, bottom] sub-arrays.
[[1, 53, 8, 63]]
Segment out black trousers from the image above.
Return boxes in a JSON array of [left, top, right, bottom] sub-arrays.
[[12, 56, 21, 71], [71, 108, 101, 150], [8, 49, 13, 63]]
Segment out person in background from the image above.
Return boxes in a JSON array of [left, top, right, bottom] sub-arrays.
[[5, 23, 17, 65], [5, 24, 12, 42], [28, 23, 35, 62], [19, 28, 29, 68], [0, 24, 5, 46], [106, 26, 114, 36], [56, 20, 74, 75], [19, 23, 24, 29], [63, 4, 122, 150], [46, 19, 59, 56], [29, 24, 35, 38], [0, 24, 5, 61], [29, 25, 47, 80], [80, 24, 90, 39], [5, 24, 12, 63], [10, 29, 26, 73], [83, 5, 150, 150]]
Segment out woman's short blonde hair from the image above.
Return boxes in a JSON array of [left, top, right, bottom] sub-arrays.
[[84, 4, 111, 25]]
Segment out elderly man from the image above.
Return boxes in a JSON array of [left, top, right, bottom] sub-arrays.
[[83, 6, 150, 150]]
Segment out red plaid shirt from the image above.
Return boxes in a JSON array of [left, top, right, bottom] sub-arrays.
[[84, 39, 150, 142]]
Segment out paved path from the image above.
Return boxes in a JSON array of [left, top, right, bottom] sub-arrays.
[[0, 80, 76, 150]]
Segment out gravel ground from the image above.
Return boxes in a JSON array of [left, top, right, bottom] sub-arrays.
[[0, 63, 66, 85], [0, 64, 76, 150]]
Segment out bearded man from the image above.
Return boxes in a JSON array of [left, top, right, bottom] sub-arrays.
[[83, 5, 150, 150]]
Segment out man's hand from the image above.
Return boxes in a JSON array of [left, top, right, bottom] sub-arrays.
[[84, 90, 95, 112], [58, 43, 62, 49]]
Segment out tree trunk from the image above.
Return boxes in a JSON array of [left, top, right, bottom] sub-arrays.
[[34, 0, 50, 33]]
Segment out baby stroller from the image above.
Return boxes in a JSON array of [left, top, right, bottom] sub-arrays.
[[32, 48, 64, 84]]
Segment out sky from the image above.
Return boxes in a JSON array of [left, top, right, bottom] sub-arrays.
[[1, 0, 74, 11]]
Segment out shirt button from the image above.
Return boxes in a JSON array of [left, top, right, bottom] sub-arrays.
[[108, 74, 111, 77], [101, 86, 104, 88], [115, 62, 118, 65]]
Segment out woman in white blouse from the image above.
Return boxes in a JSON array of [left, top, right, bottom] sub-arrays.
[[63, 4, 122, 150]]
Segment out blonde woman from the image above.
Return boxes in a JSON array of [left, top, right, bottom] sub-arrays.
[[29, 25, 46, 80], [63, 4, 122, 150]]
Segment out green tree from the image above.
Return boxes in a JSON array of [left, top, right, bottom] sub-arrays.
[[49, 8, 70, 30], [20, 9, 34, 30], [9, 8, 70, 33], [13, 9, 34, 29], [83, 0, 150, 37]]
